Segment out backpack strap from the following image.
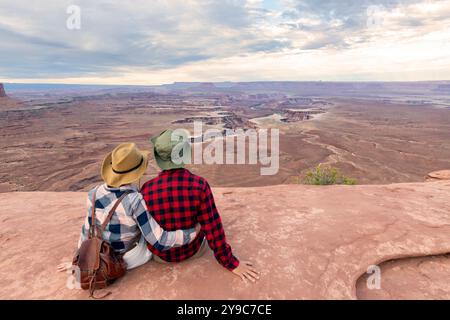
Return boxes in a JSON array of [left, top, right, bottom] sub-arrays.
[[99, 190, 133, 233], [89, 186, 99, 239]]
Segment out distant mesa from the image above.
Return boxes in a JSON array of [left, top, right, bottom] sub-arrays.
[[433, 84, 450, 92], [0, 83, 7, 97], [190, 82, 218, 92], [196, 82, 216, 88], [426, 170, 450, 181], [169, 82, 219, 94]]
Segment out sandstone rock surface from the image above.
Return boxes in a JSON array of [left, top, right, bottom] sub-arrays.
[[0, 181, 449, 299]]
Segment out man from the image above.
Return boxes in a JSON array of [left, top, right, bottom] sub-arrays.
[[141, 130, 259, 282]]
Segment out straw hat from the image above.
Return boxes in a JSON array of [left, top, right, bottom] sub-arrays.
[[101, 143, 150, 187]]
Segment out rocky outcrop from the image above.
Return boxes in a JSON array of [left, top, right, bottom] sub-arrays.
[[281, 108, 325, 122], [0, 84, 23, 111], [426, 170, 450, 181], [0, 181, 449, 299], [173, 113, 249, 129], [0, 83, 6, 97]]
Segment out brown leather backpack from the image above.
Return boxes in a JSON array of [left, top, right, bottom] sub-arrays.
[[72, 188, 132, 298]]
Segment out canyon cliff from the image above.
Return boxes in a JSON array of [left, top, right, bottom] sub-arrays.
[[0, 83, 6, 97]]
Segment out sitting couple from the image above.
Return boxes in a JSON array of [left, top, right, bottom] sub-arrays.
[[59, 129, 259, 283]]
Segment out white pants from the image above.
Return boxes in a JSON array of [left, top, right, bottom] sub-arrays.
[[123, 236, 152, 270]]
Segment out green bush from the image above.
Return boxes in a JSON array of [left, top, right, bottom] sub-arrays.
[[303, 165, 357, 185]]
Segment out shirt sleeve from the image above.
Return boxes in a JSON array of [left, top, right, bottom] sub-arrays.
[[197, 181, 240, 271], [131, 193, 198, 251]]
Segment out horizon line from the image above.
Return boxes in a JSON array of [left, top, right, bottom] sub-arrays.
[[3, 79, 450, 87]]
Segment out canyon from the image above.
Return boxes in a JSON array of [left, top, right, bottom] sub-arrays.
[[1, 81, 450, 192]]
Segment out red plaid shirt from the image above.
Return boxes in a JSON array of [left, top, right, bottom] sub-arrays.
[[141, 168, 239, 271]]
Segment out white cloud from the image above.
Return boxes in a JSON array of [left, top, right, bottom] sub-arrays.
[[0, 0, 449, 83]]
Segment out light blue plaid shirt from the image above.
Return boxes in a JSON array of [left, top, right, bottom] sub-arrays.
[[78, 184, 197, 253]]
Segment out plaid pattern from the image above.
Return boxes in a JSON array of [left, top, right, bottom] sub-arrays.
[[78, 184, 197, 253], [141, 168, 240, 271]]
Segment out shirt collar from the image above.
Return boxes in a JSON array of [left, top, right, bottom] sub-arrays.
[[158, 168, 187, 176], [103, 183, 138, 192]]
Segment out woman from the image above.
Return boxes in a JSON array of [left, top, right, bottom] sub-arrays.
[[58, 142, 199, 272]]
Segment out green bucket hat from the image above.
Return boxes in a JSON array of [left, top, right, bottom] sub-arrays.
[[151, 129, 189, 170]]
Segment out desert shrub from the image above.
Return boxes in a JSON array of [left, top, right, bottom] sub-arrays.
[[341, 176, 357, 185], [303, 165, 357, 185]]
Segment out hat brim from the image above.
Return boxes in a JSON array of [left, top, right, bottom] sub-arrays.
[[101, 150, 150, 187], [154, 152, 185, 170], [153, 147, 185, 170], [151, 133, 186, 171]]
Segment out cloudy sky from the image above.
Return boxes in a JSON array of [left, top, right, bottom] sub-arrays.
[[0, 0, 449, 84]]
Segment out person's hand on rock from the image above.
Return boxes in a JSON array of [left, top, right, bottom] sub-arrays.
[[57, 262, 72, 272], [232, 261, 260, 282]]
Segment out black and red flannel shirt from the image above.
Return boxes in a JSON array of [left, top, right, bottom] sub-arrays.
[[141, 168, 240, 271]]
